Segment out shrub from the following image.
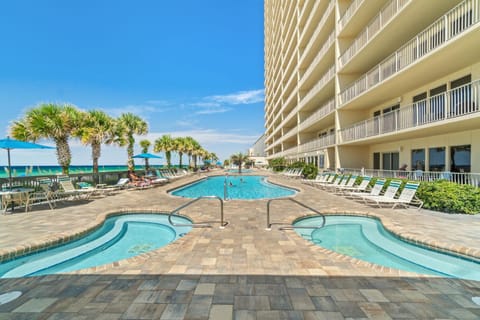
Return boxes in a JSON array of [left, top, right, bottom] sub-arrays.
[[301, 164, 318, 180], [417, 180, 480, 215], [268, 157, 286, 172]]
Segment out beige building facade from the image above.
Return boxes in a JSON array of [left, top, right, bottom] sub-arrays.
[[264, 0, 480, 174]]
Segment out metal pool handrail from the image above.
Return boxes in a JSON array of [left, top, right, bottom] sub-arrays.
[[168, 195, 229, 229], [266, 198, 326, 230]]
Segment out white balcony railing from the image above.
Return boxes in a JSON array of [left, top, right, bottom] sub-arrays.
[[343, 168, 480, 187], [300, 32, 335, 86], [298, 99, 335, 132], [298, 133, 336, 153], [339, 0, 411, 68], [299, 66, 336, 111], [338, 0, 364, 30], [339, 0, 480, 106], [340, 80, 480, 142]]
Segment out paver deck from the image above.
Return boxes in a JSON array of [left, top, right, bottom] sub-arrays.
[[0, 170, 479, 319]]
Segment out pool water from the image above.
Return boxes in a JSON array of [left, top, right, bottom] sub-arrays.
[[170, 175, 296, 199], [294, 215, 480, 280], [0, 214, 192, 278]]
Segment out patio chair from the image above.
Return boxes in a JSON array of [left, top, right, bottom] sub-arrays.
[[2, 191, 29, 213], [329, 175, 357, 193], [360, 179, 403, 206], [344, 178, 385, 199], [370, 182, 424, 209], [57, 176, 95, 200], [27, 178, 58, 210], [315, 174, 343, 189], [336, 176, 371, 195], [311, 174, 337, 188]]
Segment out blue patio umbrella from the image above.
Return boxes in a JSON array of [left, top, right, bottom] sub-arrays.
[[132, 153, 163, 173], [132, 153, 162, 159], [0, 137, 54, 189]]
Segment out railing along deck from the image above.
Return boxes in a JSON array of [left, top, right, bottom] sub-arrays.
[[343, 168, 480, 187], [340, 79, 480, 142], [340, 0, 480, 105]]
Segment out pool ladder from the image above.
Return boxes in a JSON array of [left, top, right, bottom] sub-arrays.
[[266, 198, 326, 231], [168, 195, 229, 229]]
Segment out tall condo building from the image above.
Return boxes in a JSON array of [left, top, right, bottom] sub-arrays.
[[264, 0, 480, 174]]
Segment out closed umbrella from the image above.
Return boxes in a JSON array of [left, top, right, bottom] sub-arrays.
[[0, 137, 54, 189]]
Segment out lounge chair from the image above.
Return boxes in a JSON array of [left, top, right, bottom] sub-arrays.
[[329, 175, 357, 193], [345, 178, 385, 199], [311, 174, 337, 188], [336, 176, 371, 194], [57, 176, 95, 200], [371, 182, 423, 209], [360, 179, 403, 206]]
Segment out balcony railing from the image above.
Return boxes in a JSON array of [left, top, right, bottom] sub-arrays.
[[298, 99, 335, 132], [338, 0, 364, 30], [299, 66, 335, 111], [343, 168, 480, 187], [339, 0, 480, 106], [339, 0, 411, 68], [300, 31, 335, 86], [298, 133, 336, 153], [340, 80, 480, 143]]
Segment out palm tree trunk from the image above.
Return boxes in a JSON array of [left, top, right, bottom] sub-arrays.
[[55, 137, 71, 174], [127, 137, 135, 171], [179, 152, 183, 168], [92, 142, 101, 174]]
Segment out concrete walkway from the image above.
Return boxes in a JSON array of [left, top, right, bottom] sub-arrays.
[[0, 170, 479, 319]]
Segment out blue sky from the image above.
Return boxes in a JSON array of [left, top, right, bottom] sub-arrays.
[[0, 0, 265, 166]]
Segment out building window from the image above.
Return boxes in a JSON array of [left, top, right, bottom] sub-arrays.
[[319, 155, 325, 169], [411, 149, 425, 171], [429, 147, 446, 172], [382, 152, 399, 171], [373, 152, 380, 170], [451, 145, 471, 173]]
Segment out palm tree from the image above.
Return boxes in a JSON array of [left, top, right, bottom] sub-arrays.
[[139, 139, 152, 171], [154, 134, 175, 167], [75, 110, 115, 178], [184, 136, 199, 168], [10, 103, 82, 174], [117, 113, 148, 172], [173, 136, 187, 168], [231, 152, 249, 174], [191, 142, 203, 169]]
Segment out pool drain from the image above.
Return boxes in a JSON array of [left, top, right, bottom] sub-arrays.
[[0, 291, 22, 305], [473, 297, 480, 306]]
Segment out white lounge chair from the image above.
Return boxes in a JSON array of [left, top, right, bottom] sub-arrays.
[[372, 182, 423, 209], [345, 178, 385, 199], [361, 179, 403, 206], [336, 176, 371, 195]]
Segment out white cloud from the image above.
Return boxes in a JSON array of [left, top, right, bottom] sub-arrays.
[[195, 107, 232, 115], [206, 89, 264, 105]]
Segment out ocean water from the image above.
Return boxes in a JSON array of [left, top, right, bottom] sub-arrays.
[[0, 165, 167, 178]]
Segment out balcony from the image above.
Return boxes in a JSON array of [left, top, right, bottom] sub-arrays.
[[338, 0, 365, 31], [298, 133, 336, 153], [299, 32, 335, 88], [339, 80, 480, 143], [339, 0, 411, 69], [298, 99, 335, 132], [298, 66, 335, 112], [339, 0, 480, 106]]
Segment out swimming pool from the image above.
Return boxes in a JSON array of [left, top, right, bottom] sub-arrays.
[[170, 175, 296, 199], [294, 215, 480, 280], [0, 214, 192, 278]]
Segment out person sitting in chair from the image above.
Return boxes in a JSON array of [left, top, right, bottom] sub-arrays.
[[127, 171, 150, 187]]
